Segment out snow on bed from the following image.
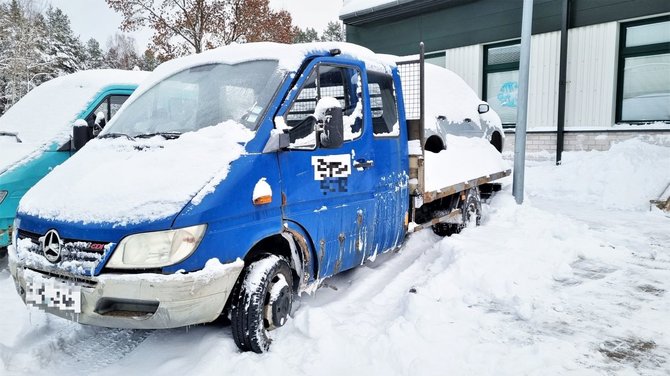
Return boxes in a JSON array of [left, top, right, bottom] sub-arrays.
[[526, 138, 670, 211], [18, 121, 253, 225], [0, 70, 148, 174], [424, 135, 509, 191]]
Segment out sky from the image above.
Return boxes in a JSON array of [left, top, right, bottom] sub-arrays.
[[47, 0, 344, 51]]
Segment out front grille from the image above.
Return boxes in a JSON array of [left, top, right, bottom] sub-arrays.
[[16, 229, 112, 276]]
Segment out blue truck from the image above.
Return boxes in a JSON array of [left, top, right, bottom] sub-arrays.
[[8, 43, 509, 353], [0, 70, 148, 253]]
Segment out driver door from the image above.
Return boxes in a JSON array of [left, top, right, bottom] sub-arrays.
[[277, 61, 377, 279]]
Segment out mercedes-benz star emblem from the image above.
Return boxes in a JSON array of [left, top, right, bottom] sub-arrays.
[[42, 229, 62, 263]]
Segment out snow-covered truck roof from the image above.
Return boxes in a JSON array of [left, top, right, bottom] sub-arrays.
[[0, 70, 149, 173], [120, 42, 396, 115]]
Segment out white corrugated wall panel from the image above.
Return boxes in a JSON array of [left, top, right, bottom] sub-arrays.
[[528, 31, 560, 129], [565, 22, 618, 128], [444, 45, 482, 96]]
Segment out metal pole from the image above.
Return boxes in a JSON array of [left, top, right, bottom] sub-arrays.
[[513, 0, 533, 205], [556, 0, 570, 165]]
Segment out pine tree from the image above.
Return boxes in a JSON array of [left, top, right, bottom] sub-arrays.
[[84, 38, 106, 69], [321, 21, 344, 42], [0, 0, 51, 110], [45, 7, 86, 76], [293, 27, 319, 43]]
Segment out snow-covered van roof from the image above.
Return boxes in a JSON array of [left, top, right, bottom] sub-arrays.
[[0, 70, 149, 173]]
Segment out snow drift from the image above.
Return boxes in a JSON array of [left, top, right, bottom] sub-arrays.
[[526, 138, 670, 211]]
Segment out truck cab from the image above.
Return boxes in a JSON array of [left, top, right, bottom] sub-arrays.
[[0, 70, 148, 251], [9, 43, 508, 354]]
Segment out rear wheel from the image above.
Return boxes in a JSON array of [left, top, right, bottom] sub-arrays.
[[432, 188, 482, 236], [459, 187, 482, 230], [230, 255, 293, 353]]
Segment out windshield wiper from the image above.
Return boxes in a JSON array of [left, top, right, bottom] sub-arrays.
[[99, 132, 135, 141], [135, 132, 182, 140], [0, 131, 22, 143]]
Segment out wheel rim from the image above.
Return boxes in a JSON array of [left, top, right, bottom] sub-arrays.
[[263, 273, 291, 331]]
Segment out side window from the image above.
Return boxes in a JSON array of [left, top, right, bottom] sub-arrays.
[[368, 71, 399, 136], [86, 95, 130, 125], [109, 95, 129, 119], [285, 64, 364, 148]]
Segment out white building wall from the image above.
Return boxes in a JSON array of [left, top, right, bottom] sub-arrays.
[[439, 22, 620, 130], [444, 45, 482, 96], [565, 22, 619, 128], [528, 31, 560, 129]]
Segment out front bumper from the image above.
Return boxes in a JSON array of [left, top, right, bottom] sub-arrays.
[[9, 251, 244, 329]]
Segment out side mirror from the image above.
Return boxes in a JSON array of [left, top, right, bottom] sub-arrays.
[[262, 131, 291, 153], [478, 103, 490, 114], [319, 106, 344, 149], [71, 119, 91, 151]]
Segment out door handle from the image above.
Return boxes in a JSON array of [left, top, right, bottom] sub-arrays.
[[354, 159, 374, 169]]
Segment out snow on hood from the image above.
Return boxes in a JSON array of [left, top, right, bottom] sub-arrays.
[[0, 70, 148, 173], [120, 42, 395, 116], [18, 121, 254, 225]]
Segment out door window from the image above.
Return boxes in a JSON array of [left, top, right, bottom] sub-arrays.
[[87, 95, 130, 125], [284, 64, 364, 148], [368, 71, 399, 136]]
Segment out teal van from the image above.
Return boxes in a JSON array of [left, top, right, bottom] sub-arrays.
[[0, 70, 148, 252]]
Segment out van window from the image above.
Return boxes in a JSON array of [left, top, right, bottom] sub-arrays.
[[368, 72, 399, 136], [285, 64, 364, 147], [104, 60, 284, 137], [87, 95, 130, 125]]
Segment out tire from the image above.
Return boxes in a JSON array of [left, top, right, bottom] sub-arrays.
[[459, 187, 482, 231], [230, 255, 293, 353], [432, 188, 481, 236]]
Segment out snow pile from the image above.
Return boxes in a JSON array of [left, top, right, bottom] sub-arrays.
[[18, 121, 253, 225], [424, 135, 509, 191], [526, 138, 670, 211], [0, 70, 148, 173]]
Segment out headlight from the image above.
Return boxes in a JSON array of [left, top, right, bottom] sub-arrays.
[[0, 190, 7, 204], [106, 224, 207, 269]]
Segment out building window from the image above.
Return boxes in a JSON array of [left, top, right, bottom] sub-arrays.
[[483, 41, 520, 127], [617, 16, 670, 123]]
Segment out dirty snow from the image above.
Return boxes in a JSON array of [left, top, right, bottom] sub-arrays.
[[424, 135, 509, 191], [0, 70, 148, 174], [18, 121, 253, 225], [1, 137, 669, 375]]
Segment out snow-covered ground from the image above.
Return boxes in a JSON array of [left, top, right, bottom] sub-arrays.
[[1, 138, 669, 375]]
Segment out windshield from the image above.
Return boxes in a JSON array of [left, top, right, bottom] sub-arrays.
[[104, 60, 284, 137]]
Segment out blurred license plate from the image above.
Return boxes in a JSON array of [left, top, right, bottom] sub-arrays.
[[25, 274, 81, 313]]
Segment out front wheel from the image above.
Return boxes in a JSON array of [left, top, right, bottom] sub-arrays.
[[230, 255, 293, 353]]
